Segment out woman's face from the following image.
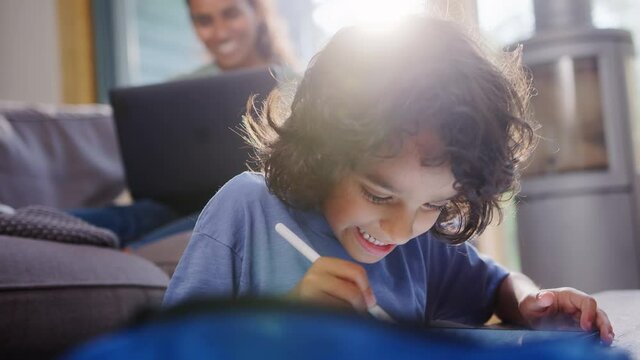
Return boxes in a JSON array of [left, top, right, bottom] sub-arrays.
[[322, 132, 457, 264], [189, 0, 265, 70]]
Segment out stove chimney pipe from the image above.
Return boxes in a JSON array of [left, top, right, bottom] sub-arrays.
[[533, 0, 593, 33]]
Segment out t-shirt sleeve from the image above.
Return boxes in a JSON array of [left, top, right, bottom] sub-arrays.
[[162, 231, 242, 308], [162, 174, 256, 308], [425, 237, 510, 325]]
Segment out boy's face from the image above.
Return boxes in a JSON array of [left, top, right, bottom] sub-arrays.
[[189, 0, 264, 70], [322, 132, 457, 264]]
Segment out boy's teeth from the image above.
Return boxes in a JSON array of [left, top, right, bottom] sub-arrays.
[[358, 227, 385, 246]]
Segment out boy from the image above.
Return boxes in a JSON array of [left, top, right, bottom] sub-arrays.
[[164, 16, 614, 343]]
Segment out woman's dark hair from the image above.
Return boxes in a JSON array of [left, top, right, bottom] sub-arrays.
[[243, 16, 537, 244], [186, 0, 298, 68]]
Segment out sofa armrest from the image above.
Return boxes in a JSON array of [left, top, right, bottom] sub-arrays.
[[0, 101, 125, 209]]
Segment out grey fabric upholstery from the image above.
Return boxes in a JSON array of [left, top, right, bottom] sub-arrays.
[[0, 101, 191, 359], [0, 100, 190, 278], [130, 231, 192, 277], [0, 205, 119, 247], [0, 235, 169, 359], [0, 101, 125, 209]]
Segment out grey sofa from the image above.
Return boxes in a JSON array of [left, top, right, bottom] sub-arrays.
[[0, 235, 168, 359], [0, 101, 189, 359], [0, 101, 125, 209]]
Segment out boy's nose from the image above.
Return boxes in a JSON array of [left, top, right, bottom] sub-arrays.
[[381, 212, 415, 245]]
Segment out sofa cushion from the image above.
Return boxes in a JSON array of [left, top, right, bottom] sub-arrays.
[[0, 101, 125, 209], [0, 235, 169, 359], [129, 230, 191, 277], [0, 205, 119, 247]]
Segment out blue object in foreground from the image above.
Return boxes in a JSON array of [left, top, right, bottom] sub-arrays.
[[63, 300, 630, 360]]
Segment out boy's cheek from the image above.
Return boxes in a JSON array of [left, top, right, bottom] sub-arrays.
[[413, 213, 440, 236]]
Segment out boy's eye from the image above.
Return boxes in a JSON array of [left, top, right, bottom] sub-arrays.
[[360, 187, 392, 204], [421, 202, 449, 212]]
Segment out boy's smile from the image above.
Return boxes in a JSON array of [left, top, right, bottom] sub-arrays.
[[322, 132, 457, 263], [354, 226, 396, 257]]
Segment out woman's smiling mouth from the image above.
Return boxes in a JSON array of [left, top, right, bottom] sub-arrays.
[[216, 40, 239, 55]]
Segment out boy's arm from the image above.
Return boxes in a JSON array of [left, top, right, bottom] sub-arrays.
[[494, 271, 540, 325], [494, 272, 615, 344]]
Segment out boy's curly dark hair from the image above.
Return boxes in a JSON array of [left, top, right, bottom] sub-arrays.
[[243, 16, 537, 244]]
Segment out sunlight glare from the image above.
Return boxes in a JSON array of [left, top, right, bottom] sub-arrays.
[[312, 0, 426, 36]]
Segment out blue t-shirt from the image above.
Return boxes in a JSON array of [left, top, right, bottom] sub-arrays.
[[164, 172, 509, 325]]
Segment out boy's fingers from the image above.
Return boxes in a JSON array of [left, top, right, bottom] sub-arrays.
[[595, 309, 614, 344], [527, 291, 555, 313], [554, 289, 596, 330], [318, 275, 369, 312], [519, 291, 557, 327], [302, 286, 353, 310], [316, 257, 376, 307], [577, 296, 598, 331], [319, 291, 360, 311], [297, 271, 368, 312], [521, 288, 615, 343]]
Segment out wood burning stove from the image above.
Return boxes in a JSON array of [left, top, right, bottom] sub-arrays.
[[516, 0, 640, 292]]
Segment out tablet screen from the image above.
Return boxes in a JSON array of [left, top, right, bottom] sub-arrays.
[[424, 326, 600, 346]]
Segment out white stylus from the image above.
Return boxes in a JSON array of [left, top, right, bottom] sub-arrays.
[[275, 222, 395, 323]]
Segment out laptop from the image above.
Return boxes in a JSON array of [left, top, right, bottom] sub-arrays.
[[110, 67, 278, 214]]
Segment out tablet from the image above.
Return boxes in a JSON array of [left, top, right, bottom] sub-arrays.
[[424, 324, 601, 346]]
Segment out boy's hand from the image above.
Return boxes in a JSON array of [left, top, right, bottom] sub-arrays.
[[288, 257, 377, 313], [518, 287, 614, 344]]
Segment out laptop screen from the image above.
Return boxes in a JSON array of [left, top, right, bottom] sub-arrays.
[[110, 68, 278, 214]]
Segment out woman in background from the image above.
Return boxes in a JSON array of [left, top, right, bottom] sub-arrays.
[[185, 0, 298, 77], [71, 0, 298, 248]]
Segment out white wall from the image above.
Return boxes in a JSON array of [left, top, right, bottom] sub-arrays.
[[0, 0, 61, 103]]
